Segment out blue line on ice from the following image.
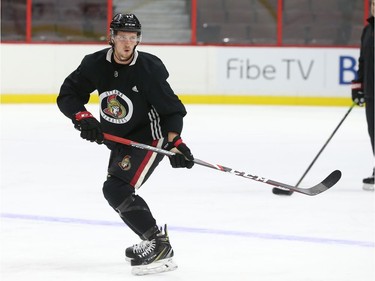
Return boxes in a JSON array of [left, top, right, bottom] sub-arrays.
[[2, 212, 373, 248]]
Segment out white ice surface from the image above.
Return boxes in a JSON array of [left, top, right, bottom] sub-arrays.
[[1, 104, 374, 281]]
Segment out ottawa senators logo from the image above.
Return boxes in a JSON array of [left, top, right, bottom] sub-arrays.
[[99, 90, 134, 124], [104, 95, 126, 118], [118, 155, 131, 171]]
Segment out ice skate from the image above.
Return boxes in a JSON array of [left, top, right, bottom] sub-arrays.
[[130, 225, 177, 275], [362, 174, 374, 191], [125, 240, 152, 262]]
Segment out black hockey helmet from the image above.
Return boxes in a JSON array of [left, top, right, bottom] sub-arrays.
[[110, 13, 141, 34]]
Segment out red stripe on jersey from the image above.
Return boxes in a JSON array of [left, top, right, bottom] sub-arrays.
[[130, 140, 159, 187]]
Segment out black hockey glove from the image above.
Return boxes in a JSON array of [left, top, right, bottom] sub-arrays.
[[164, 135, 194, 169], [73, 111, 104, 144], [351, 81, 365, 106]]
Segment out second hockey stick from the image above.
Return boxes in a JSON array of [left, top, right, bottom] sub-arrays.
[[273, 102, 355, 196], [103, 133, 341, 196]]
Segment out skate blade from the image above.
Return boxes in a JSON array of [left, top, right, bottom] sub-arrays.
[[131, 258, 177, 276], [363, 183, 374, 191]]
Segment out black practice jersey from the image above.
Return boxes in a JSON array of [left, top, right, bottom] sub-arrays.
[[57, 48, 187, 142]]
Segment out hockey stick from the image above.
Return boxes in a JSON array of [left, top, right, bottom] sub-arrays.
[[103, 133, 341, 196], [273, 102, 355, 196]]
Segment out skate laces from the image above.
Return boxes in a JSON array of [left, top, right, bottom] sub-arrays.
[[134, 225, 169, 258], [133, 240, 152, 254], [139, 240, 156, 258]]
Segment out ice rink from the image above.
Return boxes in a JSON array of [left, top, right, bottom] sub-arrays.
[[1, 104, 374, 281]]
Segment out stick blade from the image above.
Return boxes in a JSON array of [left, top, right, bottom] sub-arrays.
[[303, 170, 342, 196], [321, 170, 342, 188]]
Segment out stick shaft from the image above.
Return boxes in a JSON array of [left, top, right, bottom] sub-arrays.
[[103, 133, 174, 156], [295, 102, 355, 187], [103, 133, 340, 195]]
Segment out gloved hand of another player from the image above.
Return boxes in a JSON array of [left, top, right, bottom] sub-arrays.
[[351, 81, 365, 106], [73, 111, 104, 144], [164, 135, 194, 169]]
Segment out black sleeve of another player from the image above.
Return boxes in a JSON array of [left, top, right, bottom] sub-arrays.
[[355, 25, 369, 83]]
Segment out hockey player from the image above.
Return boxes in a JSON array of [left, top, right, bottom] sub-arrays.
[[57, 13, 194, 275], [351, 0, 374, 191]]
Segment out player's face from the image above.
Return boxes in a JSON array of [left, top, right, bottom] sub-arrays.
[[112, 31, 139, 64], [372, 0, 375, 16]]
